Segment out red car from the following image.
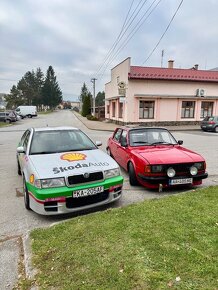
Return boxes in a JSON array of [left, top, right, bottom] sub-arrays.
[[107, 127, 208, 190]]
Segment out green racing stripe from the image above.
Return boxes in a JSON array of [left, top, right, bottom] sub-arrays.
[[26, 175, 123, 201]]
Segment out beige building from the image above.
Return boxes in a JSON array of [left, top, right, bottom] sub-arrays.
[[105, 57, 218, 125]]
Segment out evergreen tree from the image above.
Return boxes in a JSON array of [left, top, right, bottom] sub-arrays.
[[5, 85, 24, 109], [95, 91, 105, 106], [17, 71, 36, 105], [41, 66, 63, 108], [79, 83, 89, 103], [82, 93, 91, 117], [33, 68, 44, 106]]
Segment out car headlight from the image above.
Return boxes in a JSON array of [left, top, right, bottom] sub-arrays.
[[167, 167, 176, 178], [190, 166, 198, 176], [104, 168, 120, 179], [151, 165, 163, 173], [193, 162, 204, 170], [35, 178, 65, 189]]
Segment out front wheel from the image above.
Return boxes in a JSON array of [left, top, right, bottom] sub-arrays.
[[17, 158, 21, 175], [214, 126, 218, 133], [128, 162, 138, 186], [23, 178, 31, 210]]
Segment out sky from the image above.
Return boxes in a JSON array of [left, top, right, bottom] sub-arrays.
[[0, 0, 218, 101]]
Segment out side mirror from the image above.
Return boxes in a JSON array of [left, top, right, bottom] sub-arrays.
[[178, 140, 183, 145], [17, 146, 25, 153], [95, 141, 102, 147]]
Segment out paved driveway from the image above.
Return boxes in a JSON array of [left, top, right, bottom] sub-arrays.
[[0, 110, 217, 289]]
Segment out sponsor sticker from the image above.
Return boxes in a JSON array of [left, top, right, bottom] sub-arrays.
[[61, 153, 86, 162]]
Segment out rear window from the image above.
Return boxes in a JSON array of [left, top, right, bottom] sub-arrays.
[[203, 116, 214, 121]]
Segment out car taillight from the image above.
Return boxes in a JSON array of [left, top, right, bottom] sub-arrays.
[[209, 121, 215, 124]]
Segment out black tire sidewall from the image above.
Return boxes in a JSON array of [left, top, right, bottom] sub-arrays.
[[23, 178, 30, 210], [129, 162, 138, 185]]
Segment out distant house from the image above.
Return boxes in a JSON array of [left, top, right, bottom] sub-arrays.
[[105, 57, 218, 125]]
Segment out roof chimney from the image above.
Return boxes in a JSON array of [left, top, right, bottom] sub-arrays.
[[194, 64, 199, 70], [168, 60, 174, 69]]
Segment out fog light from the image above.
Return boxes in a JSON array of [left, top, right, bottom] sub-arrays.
[[190, 166, 198, 176], [167, 167, 176, 177]]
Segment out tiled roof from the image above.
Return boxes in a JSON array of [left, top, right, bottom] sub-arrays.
[[129, 66, 218, 82]]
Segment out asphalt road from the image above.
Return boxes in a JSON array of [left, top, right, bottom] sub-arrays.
[[0, 110, 218, 289]]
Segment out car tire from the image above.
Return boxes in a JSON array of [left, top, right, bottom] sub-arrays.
[[214, 126, 218, 133], [27, 115, 32, 118], [128, 162, 138, 186], [23, 178, 31, 210], [17, 159, 21, 175]]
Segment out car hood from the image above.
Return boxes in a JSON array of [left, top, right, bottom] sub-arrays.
[[29, 149, 119, 178], [137, 146, 204, 164]]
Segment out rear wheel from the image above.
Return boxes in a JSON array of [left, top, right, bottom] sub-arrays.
[[23, 178, 31, 210], [128, 162, 138, 186], [214, 126, 218, 133]]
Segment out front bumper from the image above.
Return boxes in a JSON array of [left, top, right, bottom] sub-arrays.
[[27, 176, 123, 215], [138, 172, 208, 185]]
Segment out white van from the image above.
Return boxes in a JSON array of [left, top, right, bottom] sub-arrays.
[[16, 106, 37, 118]]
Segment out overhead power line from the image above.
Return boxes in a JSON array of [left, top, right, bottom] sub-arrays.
[[98, 0, 163, 81], [141, 0, 184, 65], [96, 0, 149, 77], [95, 0, 136, 75]]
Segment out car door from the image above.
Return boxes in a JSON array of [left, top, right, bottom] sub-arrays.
[[116, 129, 129, 170], [109, 128, 122, 162], [18, 130, 31, 171]]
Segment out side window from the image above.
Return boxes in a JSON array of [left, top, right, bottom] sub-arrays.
[[23, 131, 31, 151], [120, 130, 127, 145], [113, 129, 122, 142], [20, 131, 28, 146]]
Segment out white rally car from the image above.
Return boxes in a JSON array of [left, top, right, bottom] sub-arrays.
[[17, 127, 123, 215]]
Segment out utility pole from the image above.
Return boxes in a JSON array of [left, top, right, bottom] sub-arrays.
[[91, 78, 97, 116], [161, 49, 164, 68]]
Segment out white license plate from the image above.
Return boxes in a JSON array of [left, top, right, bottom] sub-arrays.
[[73, 186, 104, 198], [169, 178, 193, 185]]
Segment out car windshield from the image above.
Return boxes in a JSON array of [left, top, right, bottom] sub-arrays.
[[129, 128, 178, 146], [30, 129, 97, 155]]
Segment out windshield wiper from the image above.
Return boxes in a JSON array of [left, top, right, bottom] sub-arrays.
[[132, 141, 148, 144], [150, 141, 174, 145]]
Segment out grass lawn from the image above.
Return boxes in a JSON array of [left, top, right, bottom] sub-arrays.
[[21, 187, 218, 290]]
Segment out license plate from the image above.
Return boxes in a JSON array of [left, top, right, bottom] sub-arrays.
[[73, 186, 104, 198], [169, 178, 193, 185]]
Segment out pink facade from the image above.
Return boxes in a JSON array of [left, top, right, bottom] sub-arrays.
[[105, 57, 218, 124]]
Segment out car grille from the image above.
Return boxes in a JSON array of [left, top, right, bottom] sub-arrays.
[[67, 171, 104, 185], [164, 163, 196, 176], [66, 190, 109, 208]]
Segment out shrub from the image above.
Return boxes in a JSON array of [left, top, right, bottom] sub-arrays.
[[86, 114, 98, 121]]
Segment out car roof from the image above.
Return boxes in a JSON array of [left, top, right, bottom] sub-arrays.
[[32, 126, 79, 132], [116, 126, 168, 131]]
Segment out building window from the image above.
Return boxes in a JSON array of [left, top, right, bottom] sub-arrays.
[[112, 102, 116, 117], [117, 76, 120, 84], [119, 102, 123, 118], [139, 101, 154, 119], [201, 102, 213, 118], [107, 105, 110, 114], [181, 101, 195, 118]]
